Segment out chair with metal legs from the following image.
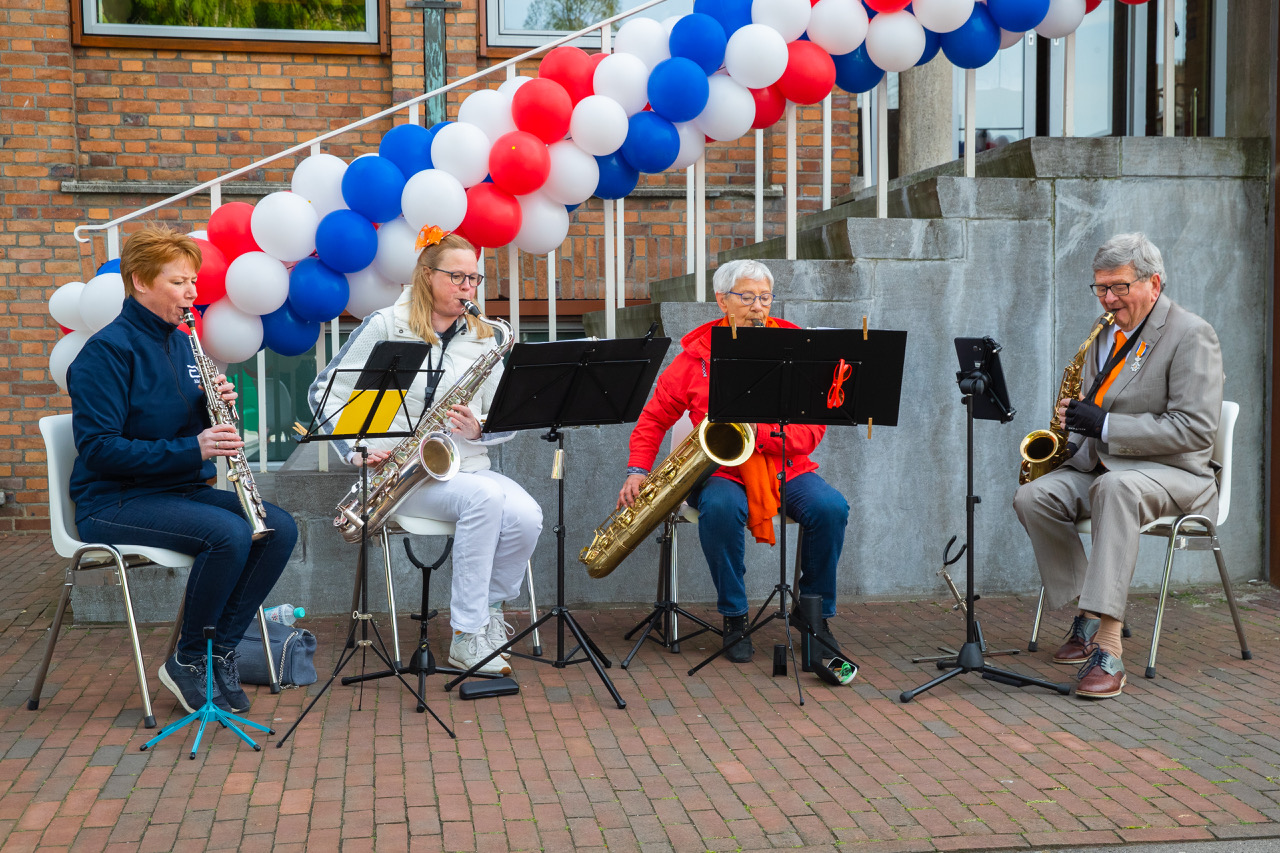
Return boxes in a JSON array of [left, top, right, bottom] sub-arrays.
[[1027, 400, 1252, 677]]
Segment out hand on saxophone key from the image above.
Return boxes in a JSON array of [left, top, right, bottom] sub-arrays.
[[618, 474, 645, 509], [447, 404, 482, 441], [351, 448, 392, 467], [200, 424, 243, 460], [201, 373, 238, 405]]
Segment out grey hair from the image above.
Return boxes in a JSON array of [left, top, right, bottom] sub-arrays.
[[712, 259, 774, 295], [1093, 233, 1166, 284]]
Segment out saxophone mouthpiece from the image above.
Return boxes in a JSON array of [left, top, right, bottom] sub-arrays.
[[461, 300, 482, 317]]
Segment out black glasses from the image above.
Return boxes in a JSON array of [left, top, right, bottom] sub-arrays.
[[1089, 279, 1140, 297], [433, 268, 484, 287], [727, 291, 773, 306]]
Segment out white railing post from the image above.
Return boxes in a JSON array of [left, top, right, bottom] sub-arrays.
[[876, 78, 888, 218], [547, 251, 557, 342], [616, 197, 625, 309], [106, 225, 120, 260], [685, 165, 695, 274], [821, 94, 832, 210], [965, 69, 976, 178], [317, 322, 329, 472], [694, 157, 706, 301], [1163, 0, 1175, 136], [754, 129, 764, 243], [603, 199, 616, 337], [785, 102, 797, 260], [256, 349, 268, 473], [861, 91, 873, 191], [1064, 32, 1076, 137]]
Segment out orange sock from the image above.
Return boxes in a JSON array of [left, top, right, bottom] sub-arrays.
[[1092, 614, 1124, 658]]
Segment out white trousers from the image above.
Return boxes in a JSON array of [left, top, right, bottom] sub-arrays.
[[397, 469, 542, 634]]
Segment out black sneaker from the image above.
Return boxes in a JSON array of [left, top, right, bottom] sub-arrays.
[[212, 650, 251, 713], [158, 653, 231, 714], [722, 614, 754, 663], [791, 606, 841, 658]]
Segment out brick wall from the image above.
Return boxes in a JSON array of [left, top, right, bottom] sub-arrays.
[[0, 0, 860, 532]]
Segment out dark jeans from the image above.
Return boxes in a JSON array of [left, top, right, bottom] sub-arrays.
[[78, 485, 297, 660], [689, 472, 849, 619]]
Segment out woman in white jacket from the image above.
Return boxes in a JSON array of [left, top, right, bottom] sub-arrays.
[[309, 230, 541, 675]]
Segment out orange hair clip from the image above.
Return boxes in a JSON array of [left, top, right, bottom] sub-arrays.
[[414, 225, 449, 251]]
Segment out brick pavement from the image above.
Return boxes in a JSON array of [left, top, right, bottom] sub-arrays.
[[0, 530, 1277, 852]]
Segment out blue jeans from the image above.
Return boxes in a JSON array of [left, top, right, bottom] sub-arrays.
[[689, 472, 849, 619], [78, 485, 297, 660]]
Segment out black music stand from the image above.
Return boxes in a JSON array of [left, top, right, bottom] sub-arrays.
[[277, 343, 458, 745], [686, 325, 907, 705], [441, 332, 671, 709], [899, 336, 1070, 702]]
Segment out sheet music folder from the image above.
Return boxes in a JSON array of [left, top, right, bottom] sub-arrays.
[[306, 341, 438, 441]]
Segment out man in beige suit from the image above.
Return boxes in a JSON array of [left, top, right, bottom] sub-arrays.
[[1013, 233, 1223, 700]]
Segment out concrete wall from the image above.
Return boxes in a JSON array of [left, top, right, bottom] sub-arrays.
[[75, 138, 1271, 622]]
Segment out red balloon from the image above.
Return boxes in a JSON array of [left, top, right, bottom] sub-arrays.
[[539, 46, 595, 105], [190, 237, 228, 306], [489, 131, 552, 196], [864, 0, 910, 11], [59, 324, 73, 335], [1085, 0, 1101, 9], [461, 184, 522, 249], [206, 202, 260, 261], [1117, 0, 1150, 4], [512, 78, 573, 144], [776, 41, 836, 106], [750, 84, 787, 129]]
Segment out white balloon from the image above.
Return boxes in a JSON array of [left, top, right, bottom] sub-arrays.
[[593, 53, 651, 117], [345, 267, 403, 319], [498, 75, 533, 98], [188, 229, 208, 240], [200, 300, 263, 364], [513, 193, 571, 255], [752, 0, 811, 42], [1000, 28, 1024, 49], [250, 191, 319, 263], [80, 273, 125, 332], [291, 152, 348, 218], [569, 95, 629, 156], [373, 217, 421, 286], [49, 330, 90, 393], [661, 15, 683, 40], [693, 74, 755, 142], [225, 252, 290, 315], [49, 281, 86, 331], [911, 0, 975, 34], [615, 17, 671, 70], [401, 168, 468, 233], [543, 140, 600, 205], [670, 122, 706, 170], [1035, 0, 1085, 38], [806, 0, 869, 56], [724, 24, 789, 90], [431, 122, 492, 187], [458, 88, 516, 143], [865, 11, 926, 73]]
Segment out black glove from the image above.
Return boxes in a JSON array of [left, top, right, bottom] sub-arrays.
[[1064, 399, 1106, 439]]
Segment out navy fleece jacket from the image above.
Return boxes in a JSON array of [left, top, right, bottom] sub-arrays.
[[67, 297, 214, 526]]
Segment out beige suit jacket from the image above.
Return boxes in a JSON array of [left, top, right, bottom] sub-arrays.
[[1065, 293, 1224, 513]]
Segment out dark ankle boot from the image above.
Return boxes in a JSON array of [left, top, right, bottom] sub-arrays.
[[722, 614, 753, 663]]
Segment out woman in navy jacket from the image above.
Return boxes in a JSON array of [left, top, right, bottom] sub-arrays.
[[67, 225, 297, 717]]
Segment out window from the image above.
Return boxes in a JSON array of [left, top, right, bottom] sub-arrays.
[[77, 0, 384, 48], [484, 0, 691, 51]]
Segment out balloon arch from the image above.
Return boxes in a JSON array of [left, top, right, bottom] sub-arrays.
[[49, 0, 1141, 382]]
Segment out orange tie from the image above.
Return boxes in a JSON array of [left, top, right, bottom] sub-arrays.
[[1093, 330, 1127, 405]]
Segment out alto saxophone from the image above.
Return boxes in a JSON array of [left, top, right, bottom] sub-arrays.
[[580, 417, 756, 579], [182, 310, 272, 540], [1018, 311, 1115, 484], [333, 301, 512, 544]]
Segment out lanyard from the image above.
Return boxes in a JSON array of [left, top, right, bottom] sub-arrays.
[[1083, 317, 1147, 403], [423, 321, 462, 406]]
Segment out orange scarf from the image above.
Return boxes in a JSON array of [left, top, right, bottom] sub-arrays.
[[716, 316, 782, 544]]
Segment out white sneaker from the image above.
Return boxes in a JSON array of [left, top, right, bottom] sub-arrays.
[[486, 605, 514, 661], [448, 630, 511, 675]]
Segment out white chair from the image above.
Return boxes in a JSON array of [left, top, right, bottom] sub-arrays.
[[1027, 400, 1252, 678], [30, 414, 277, 729]]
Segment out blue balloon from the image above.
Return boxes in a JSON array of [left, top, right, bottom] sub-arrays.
[[916, 25, 941, 66], [96, 259, 120, 275], [648, 57, 711, 124], [289, 257, 352, 323], [621, 112, 681, 174], [985, 0, 1050, 33], [262, 301, 322, 357], [832, 45, 884, 95], [940, 4, 1002, 70], [314, 209, 378, 274], [594, 153, 639, 200], [341, 155, 406, 224], [669, 14, 728, 75], [693, 0, 751, 39], [379, 124, 433, 179]]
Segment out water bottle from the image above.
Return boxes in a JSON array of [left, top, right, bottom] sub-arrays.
[[263, 604, 304, 625]]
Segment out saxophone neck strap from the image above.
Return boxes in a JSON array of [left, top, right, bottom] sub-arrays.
[[1084, 316, 1148, 403]]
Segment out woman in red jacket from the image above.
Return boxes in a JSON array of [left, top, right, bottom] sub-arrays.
[[618, 259, 849, 663]]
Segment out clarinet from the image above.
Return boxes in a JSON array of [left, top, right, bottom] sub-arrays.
[[182, 311, 272, 541]]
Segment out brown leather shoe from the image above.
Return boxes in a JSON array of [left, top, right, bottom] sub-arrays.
[[1075, 647, 1126, 699], [1052, 614, 1101, 664]]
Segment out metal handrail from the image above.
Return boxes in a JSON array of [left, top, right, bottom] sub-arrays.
[[72, 0, 674, 248]]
